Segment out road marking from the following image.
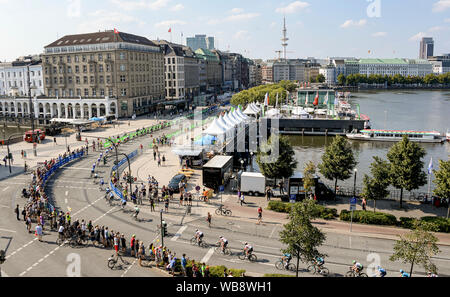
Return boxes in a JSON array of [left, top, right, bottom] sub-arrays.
[[65, 199, 68, 204], [121, 258, 138, 277], [0, 227, 16, 233], [269, 226, 277, 238], [62, 167, 91, 170], [0, 269, 8, 277], [93, 207, 117, 223], [171, 225, 188, 241], [200, 248, 215, 264], [0, 205, 10, 208], [19, 245, 61, 276], [5, 238, 37, 259], [65, 191, 68, 196], [2, 186, 9, 191]]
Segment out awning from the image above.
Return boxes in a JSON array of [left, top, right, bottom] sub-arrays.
[[172, 148, 203, 156]]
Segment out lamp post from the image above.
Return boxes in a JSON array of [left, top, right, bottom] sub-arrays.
[[6, 133, 25, 174], [250, 152, 254, 172], [26, 63, 37, 157], [240, 159, 244, 172], [353, 168, 358, 198]]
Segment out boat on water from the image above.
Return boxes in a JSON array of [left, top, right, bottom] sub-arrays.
[[446, 129, 450, 141], [346, 129, 445, 143]]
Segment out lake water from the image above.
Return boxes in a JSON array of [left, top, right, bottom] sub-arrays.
[[290, 90, 450, 193]]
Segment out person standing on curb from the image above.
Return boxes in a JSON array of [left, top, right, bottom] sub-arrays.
[[35, 223, 43, 242], [362, 198, 367, 211], [15, 205, 20, 221], [207, 212, 212, 228], [240, 194, 246, 206], [181, 254, 187, 276], [237, 188, 241, 203], [257, 207, 263, 225]]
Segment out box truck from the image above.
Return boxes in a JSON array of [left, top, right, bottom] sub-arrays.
[[202, 155, 234, 191], [239, 172, 266, 196]]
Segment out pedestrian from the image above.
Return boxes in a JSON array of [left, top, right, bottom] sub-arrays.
[[150, 198, 155, 212], [257, 206, 263, 225], [237, 188, 241, 203], [181, 254, 187, 276], [207, 212, 212, 228], [21, 150, 24, 158], [22, 207, 26, 221], [35, 223, 43, 242], [130, 235, 136, 257], [120, 234, 126, 254], [362, 198, 367, 211], [240, 194, 246, 206], [53, 137, 57, 146], [162, 155, 166, 166], [26, 215, 32, 233], [153, 150, 156, 161], [15, 204, 20, 221], [157, 156, 161, 167], [265, 186, 271, 201], [164, 198, 169, 213]]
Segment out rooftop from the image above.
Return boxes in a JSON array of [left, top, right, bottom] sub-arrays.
[[359, 58, 408, 65]]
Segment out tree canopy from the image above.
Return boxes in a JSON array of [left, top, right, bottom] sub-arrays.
[[361, 156, 391, 212], [336, 72, 450, 86], [432, 160, 450, 218], [230, 80, 297, 106]]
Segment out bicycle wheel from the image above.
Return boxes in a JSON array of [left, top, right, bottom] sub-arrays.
[[287, 263, 297, 272], [190, 238, 197, 246], [319, 267, 329, 277], [238, 252, 246, 260], [225, 210, 232, 216], [215, 209, 221, 215], [56, 238, 63, 246], [224, 247, 232, 256], [214, 246, 222, 254], [200, 241, 209, 248], [248, 254, 257, 262], [107, 259, 116, 269], [306, 264, 316, 274], [275, 261, 284, 270], [345, 271, 355, 277], [358, 273, 368, 277]]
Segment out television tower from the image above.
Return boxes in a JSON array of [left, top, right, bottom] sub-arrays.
[[281, 16, 289, 60]]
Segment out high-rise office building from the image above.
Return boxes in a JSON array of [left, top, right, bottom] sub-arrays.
[[420, 37, 434, 59], [187, 35, 214, 51]]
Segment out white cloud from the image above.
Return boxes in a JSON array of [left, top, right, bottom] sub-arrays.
[[208, 12, 260, 25], [372, 32, 387, 37], [154, 20, 186, 28], [231, 8, 244, 14], [110, 0, 169, 11], [233, 30, 249, 40], [432, 0, 450, 12], [340, 19, 367, 28], [276, 1, 310, 14], [409, 32, 427, 41], [170, 4, 184, 11], [428, 25, 447, 32], [78, 10, 145, 33]]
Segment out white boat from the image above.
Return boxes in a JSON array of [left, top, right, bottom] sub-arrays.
[[446, 129, 450, 141], [346, 129, 445, 143]]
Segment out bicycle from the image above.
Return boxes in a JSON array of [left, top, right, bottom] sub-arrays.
[[190, 237, 209, 248], [306, 262, 329, 276], [275, 258, 297, 272], [345, 267, 368, 277], [214, 243, 232, 255], [215, 205, 232, 216], [238, 251, 257, 262], [107, 253, 130, 269]]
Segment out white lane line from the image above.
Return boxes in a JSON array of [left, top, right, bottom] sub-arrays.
[[171, 225, 188, 241], [5, 238, 37, 259], [0, 269, 8, 277], [62, 167, 91, 170], [2, 186, 10, 191], [93, 207, 117, 223], [269, 226, 277, 239], [0, 227, 16, 233], [19, 245, 61, 276], [72, 196, 103, 217], [200, 248, 215, 264], [65, 191, 69, 196], [65, 199, 68, 204], [121, 258, 138, 277], [0, 205, 10, 208]]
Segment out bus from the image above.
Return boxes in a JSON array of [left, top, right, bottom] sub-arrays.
[[24, 129, 45, 143]]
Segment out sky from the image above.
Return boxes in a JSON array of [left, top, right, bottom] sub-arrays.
[[0, 0, 449, 61]]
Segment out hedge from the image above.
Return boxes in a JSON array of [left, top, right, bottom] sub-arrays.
[[159, 259, 246, 277], [339, 210, 397, 226], [267, 201, 338, 220], [420, 216, 450, 233]]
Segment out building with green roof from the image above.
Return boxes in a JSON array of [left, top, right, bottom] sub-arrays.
[[195, 48, 222, 92]]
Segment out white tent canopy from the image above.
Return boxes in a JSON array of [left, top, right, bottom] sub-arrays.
[[217, 115, 233, 131], [266, 108, 281, 117], [250, 103, 260, 112], [223, 113, 237, 127], [231, 110, 245, 122], [236, 108, 250, 120], [244, 104, 259, 115], [226, 112, 241, 125], [203, 118, 226, 135]]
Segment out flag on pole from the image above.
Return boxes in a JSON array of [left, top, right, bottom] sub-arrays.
[[324, 91, 329, 105], [168, 28, 172, 33], [114, 28, 119, 34], [264, 92, 269, 106], [305, 92, 308, 105], [428, 157, 433, 174], [275, 93, 279, 108], [313, 92, 319, 106]]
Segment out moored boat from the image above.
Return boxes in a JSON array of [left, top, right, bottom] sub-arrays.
[[346, 129, 445, 143]]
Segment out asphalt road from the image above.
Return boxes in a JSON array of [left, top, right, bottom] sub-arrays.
[[1, 113, 450, 277]]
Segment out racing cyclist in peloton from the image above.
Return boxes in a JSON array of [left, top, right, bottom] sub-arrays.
[[243, 242, 253, 259], [195, 229, 204, 246], [351, 260, 363, 274], [219, 236, 228, 254], [133, 206, 140, 219]]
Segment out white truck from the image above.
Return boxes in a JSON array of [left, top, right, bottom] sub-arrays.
[[240, 172, 266, 196]]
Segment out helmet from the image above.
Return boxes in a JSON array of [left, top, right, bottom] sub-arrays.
[[352, 260, 356, 264], [219, 236, 222, 238], [244, 242, 248, 245], [196, 229, 198, 232], [400, 270, 404, 273]]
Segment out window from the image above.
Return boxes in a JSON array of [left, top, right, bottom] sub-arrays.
[[75, 65, 79, 73], [67, 56, 71, 63], [92, 88, 97, 96], [100, 89, 105, 96], [76, 76, 80, 84], [76, 89, 81, 96], [90, 76, 94, 84], [120, 75, 126, 82], [84, 89, 89, 96], [53, 77, 57, 84], [99, 65, 103, 73], [121, 88, 127, 96], [98, 54, 103, 61], [120, 52, 125, 60], [67, 66, 72, 74], [75, 55, 79, 62], [99, 75, 104, 84], [68, 76, 73, 84], [53, 67, 57, 74], [89, 65, 94, 73], [107, 53, 111, 60], [59, 77, 64, 84], [82, 55, 86, 62], [83, 65, 87, 73], [69, 89, 74, 97], [120, 64, 126, 71], [106, 76, 111, 84], [108, 88, 113, 97], [55, 89, 59, 97], [106, 64, 111, 72], [83, 76, 88, 84]]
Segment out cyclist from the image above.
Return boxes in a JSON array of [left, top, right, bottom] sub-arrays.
[[219, 236, 228, 253], [351, 260, 363, 274], [195, 229, 204, 246], [314, 256, 325, 273], [377, 266, 387, 277], [243, 242, 253, 259], [400, 270, 410, 277], [58, 224, 65, 241], [133, 206, 140, 219], [109, 191, 114, 204], [282, 253, 292, 270], [121, 198, 127, 209], [427, 271, 438, 277], [99, 178, 105, 190]]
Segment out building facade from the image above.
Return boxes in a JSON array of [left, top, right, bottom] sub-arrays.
[[0, 56, 44, 97], [42, 30, 165, 118], [428, 54, 450, 74], [187, 35, 214, 51], [319, 64, 336, 85], [261, 62, 274, 84], [195, 48, 222, 92], [420, 37, 434, 60]]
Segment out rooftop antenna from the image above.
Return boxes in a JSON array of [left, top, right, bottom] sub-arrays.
[[281, 16, 289, 60]]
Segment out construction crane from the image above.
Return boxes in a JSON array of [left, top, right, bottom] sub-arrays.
[[275, 50, 295, 60]]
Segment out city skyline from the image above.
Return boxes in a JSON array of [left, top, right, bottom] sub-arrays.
[[0, 0, 450, 61]]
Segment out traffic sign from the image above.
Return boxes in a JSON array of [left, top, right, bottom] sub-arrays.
[[219, 185, 225, 192], [195, 186, 200, 192], [350, 197, 357, 205], [290, 194, 296, 203], [350, 204, 356, 211]]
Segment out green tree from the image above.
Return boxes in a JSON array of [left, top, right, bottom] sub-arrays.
[[279, 200, 326, 277], [424, 73, 438, 85], [432, 160, 450, 219], [337, 74, 346, 85], [390, 221, 440, 276], [316, 74, 326, 83], [387, 135, 427, 208], [256, 135, 298, 185], [303, 161, 316, 200], [318, 136, 357, 198], [361, 156, 391, 212]]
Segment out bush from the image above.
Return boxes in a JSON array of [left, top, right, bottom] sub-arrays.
[[340, 210, 397, 226], [209, 265, 246, 277], [398, 217, 418, 229], [420, 216, 450, 233], [267, 201, 338, 220], [263, 274, 295, 277]]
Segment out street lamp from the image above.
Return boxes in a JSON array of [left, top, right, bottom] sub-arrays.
[[353, 168, 358, 198], [240, 159, 244, 172], [250, 152, 254, 172]]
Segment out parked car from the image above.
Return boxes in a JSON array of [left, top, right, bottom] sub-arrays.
[[168, 174, 186, 193]]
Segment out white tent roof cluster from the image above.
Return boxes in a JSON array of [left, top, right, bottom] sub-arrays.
[[203, 108, 250, 136], [243, 102, 261, 115]]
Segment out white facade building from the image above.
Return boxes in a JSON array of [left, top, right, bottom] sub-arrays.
[[358, 58, 432, 77], [0, 61, 44, 97], [319, 65, 336, 85]]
